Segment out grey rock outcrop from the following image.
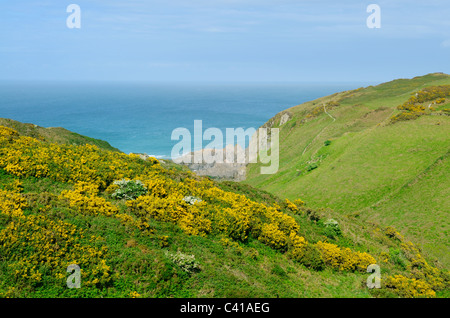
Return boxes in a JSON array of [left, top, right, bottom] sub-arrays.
[[177, 144, 248, 181]]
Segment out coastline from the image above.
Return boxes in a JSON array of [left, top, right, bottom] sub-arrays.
[[170, 144, 249, 181]]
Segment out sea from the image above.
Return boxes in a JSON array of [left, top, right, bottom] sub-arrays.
[[0, 81, 369, 159]]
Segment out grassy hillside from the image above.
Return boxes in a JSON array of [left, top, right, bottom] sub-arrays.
[[245, 73, 450, 268], [0, 123, 448, 298], [0, 118, 120, 152], [369, 150, 449, 266]]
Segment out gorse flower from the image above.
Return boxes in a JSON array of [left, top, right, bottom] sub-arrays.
[[0, 189, 111, 287], [385, 275, 436, 298], [0, 128, 161, 188], [315, 241, 376, 272], [1, 125, 445, 298], [391, 85, 450, 123]]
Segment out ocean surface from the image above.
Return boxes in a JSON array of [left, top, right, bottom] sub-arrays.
[[0, 81, 369, 158]]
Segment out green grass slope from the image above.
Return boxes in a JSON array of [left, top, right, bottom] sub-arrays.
[[1, 121, 448, 298], [368, 151, 450, 267], [245, 73, 450, 267]]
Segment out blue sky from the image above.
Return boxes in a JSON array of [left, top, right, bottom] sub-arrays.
[[0, 0, 449, 83]]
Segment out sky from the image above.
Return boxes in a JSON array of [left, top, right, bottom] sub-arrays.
[[0, 0, 449, 83]]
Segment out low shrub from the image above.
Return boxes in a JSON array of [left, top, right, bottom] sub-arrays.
[[304, 208, 321, 222], [322, 218, 342, 239], [296, 243, 325, 271], [315, 241, 376, 272], [164, 251, 200, 274], [258, 223, 289, 251], [111, 179, 147, 200], [385, 275, 436, 298], [182, 195, 202, 205]]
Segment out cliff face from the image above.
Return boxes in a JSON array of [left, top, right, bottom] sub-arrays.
[[185, 161, 247, 181], [175, 116, 285, 181], [176, 144, 248, 181]]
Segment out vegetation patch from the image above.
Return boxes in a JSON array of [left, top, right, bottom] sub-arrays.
[[390, 85, 450, 123]]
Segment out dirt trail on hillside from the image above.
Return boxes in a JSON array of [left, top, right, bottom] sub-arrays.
[[301, 104, 335, 157]]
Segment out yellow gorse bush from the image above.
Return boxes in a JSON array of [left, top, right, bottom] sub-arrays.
[[0, 127, 161, 188], [285, 199, 299, 212], [0, 126, 381, 284], [3, 125, 447, 299], [215, 207, 251, 241], [391, 85, 450, 123], [375, 225, 449, 298], [315, 241, 376, 272], [0, 126, 20, 138], [126, 176, 302, 245], [384, 275, 436, 298], [0, 189, 27, 218], [60, 181, 152, 231], [287, 232, 308, 260], [125, 173, 378, 273], [0, 188, 112, 287], [178, 207, 212, 237], [60, 181, 119, 217], [0, 215, 111, 286], [258, 223, 289, 250], [400, 241, 447, 291]]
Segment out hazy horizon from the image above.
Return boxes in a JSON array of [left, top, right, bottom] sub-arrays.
[[1, 1, 449, 83]]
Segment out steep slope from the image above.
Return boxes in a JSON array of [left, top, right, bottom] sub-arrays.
[[0, 122, 448, 298], [245, 73, 450, 267], [0, 117, 120, 152], [367, 151, 449, 267]]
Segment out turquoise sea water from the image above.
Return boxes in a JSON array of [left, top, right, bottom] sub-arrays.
[[0, 81, 367, 158]]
